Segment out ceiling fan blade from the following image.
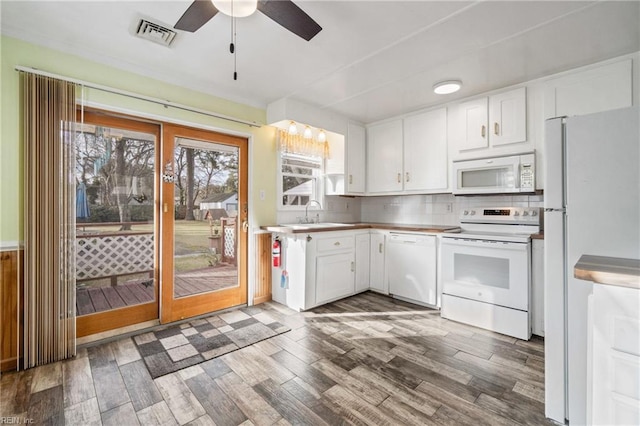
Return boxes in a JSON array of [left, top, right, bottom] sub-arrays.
[[175, 0, 219, 32], [257, 0, 322, 41]]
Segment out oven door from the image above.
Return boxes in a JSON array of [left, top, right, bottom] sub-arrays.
[[440, 236, 530, 310]]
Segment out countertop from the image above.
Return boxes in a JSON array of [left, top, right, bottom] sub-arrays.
[[261, 222, 461, 234], [574, 254, 640, 290], [531, 231, 544, 240]]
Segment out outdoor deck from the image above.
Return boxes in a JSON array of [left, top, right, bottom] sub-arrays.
[[76, 264, 238, 315]]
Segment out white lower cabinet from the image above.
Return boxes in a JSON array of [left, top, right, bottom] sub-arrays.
[[355, 233, 370, 293], [531, 238, 544, 336], [272, 229, 440, 310], [369, 232, 387, 294], [316, 252, 355, 305], [589, 284, 640, 426]]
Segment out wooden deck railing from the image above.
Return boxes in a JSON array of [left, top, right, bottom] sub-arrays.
[[76, 223, 154, 286]]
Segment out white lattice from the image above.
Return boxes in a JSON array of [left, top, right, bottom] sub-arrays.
[[76, 233, 153, 280], [224, 227, 235, 259]]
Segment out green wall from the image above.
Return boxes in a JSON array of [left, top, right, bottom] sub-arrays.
[[0, 36, 277, 244]]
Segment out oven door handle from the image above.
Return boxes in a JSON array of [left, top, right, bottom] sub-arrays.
[[441, 237, 528, 250]]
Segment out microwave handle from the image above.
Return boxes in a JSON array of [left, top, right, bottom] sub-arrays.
[[515, 163, 521, 189]]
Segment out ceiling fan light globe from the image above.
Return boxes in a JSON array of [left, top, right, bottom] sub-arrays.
[[213, 0, 258, 18]]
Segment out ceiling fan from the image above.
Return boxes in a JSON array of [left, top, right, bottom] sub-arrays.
[[174, 0, 322, 41]]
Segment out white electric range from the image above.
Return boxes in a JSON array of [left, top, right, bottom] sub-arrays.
[[439, 207, 542, 340]]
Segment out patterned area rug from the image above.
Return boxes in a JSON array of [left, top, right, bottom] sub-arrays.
[[133, 305, 290, 379]]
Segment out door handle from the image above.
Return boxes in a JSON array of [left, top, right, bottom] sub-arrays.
[[242, 220, 249, 233]]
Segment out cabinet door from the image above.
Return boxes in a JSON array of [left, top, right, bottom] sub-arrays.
[[346, 123, 366, 194], [403, 108, 448, 192], [456, 98, 488, 152], [315, 252, 355, 304], [366, 120, 403, 193], [489, 87, 527, 147], [369, 233, 386, 294], [355, 234, 370, 293]]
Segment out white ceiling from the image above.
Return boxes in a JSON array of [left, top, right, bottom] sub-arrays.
[[2, 1, 639, 124]]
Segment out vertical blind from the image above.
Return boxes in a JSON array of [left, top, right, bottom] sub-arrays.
[[22, 72, 77, 367]]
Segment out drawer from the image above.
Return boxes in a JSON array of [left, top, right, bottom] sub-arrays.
[[316, 235, 355, 252]]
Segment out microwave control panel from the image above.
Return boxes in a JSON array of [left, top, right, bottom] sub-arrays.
[[520, 163, 534, 189]]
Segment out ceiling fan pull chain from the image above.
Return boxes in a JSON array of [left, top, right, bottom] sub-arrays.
[[233, 16, 238, 80]]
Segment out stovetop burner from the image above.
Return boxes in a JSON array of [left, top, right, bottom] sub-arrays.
[[443, 206, 543, 242]]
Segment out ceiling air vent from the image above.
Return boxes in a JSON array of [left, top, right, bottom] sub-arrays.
[[135, 19, 177, 47]]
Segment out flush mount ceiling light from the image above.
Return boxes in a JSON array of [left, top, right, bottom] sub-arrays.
[[433, 80, 462, 95], [212, 0, 258, 17]]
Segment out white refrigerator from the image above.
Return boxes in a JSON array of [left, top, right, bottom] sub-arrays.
[[544, 106, 640, 424]]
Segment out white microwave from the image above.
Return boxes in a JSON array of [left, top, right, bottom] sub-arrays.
[[452, 153, 535, 195]]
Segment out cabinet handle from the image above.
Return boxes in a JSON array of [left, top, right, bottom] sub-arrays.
[[334, 241, 341, 246], [379, 243, 383, 253], [397, 173, 401, 183], [494, 122, 499, 135], [406, 172, 410, 182], [351, 261, 355, 272], [481, 125, 486, 138], [349, 174, 353, 185]]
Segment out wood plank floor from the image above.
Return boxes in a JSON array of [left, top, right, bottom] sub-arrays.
[[1, 292, 553, 425]]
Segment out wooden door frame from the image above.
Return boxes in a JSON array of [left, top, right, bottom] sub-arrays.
[[160, 123, 249, 323], [76, 110, 161, 337]]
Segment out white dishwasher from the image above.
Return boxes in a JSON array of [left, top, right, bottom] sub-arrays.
[[385, 232, 437, 307]]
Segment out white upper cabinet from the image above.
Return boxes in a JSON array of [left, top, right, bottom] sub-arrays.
[[490, 87, 527, 147], [325, 123, 366, 196], [367, 108, 448, 194], [457, 98, 489, 151], [543, 59, 632, 119], [366, 120, 404, 193], [346, 123, 366, 194], [403, 108, 448, 192], [451, 87, 528, 159]]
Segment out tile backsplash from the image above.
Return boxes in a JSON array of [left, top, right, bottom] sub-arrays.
[[276, 193, 543, 226], [360, 193, 544, 226]]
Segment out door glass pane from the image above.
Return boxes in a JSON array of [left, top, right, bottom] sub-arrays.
[[75, 123, 156, 316], [173, 140, 240, 299], [453, 253, 510, 289]]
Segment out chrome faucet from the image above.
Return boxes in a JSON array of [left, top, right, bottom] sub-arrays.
[[303, 200, 322, 223]]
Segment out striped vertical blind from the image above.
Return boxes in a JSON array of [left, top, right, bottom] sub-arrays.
[[22, 72, 77, 368]]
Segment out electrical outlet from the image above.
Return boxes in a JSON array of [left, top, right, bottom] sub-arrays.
[[446, 203, 453, 213]]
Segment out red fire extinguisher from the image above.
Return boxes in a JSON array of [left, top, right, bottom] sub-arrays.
[[272, 239, 281, 267]]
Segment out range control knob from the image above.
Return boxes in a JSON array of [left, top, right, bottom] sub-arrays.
[[470, 210, 476, 215], [531, 210, 538, 216], [514, 211, 520, 216], [523, 211, 529, 216], [463, 210, 469, 215]]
